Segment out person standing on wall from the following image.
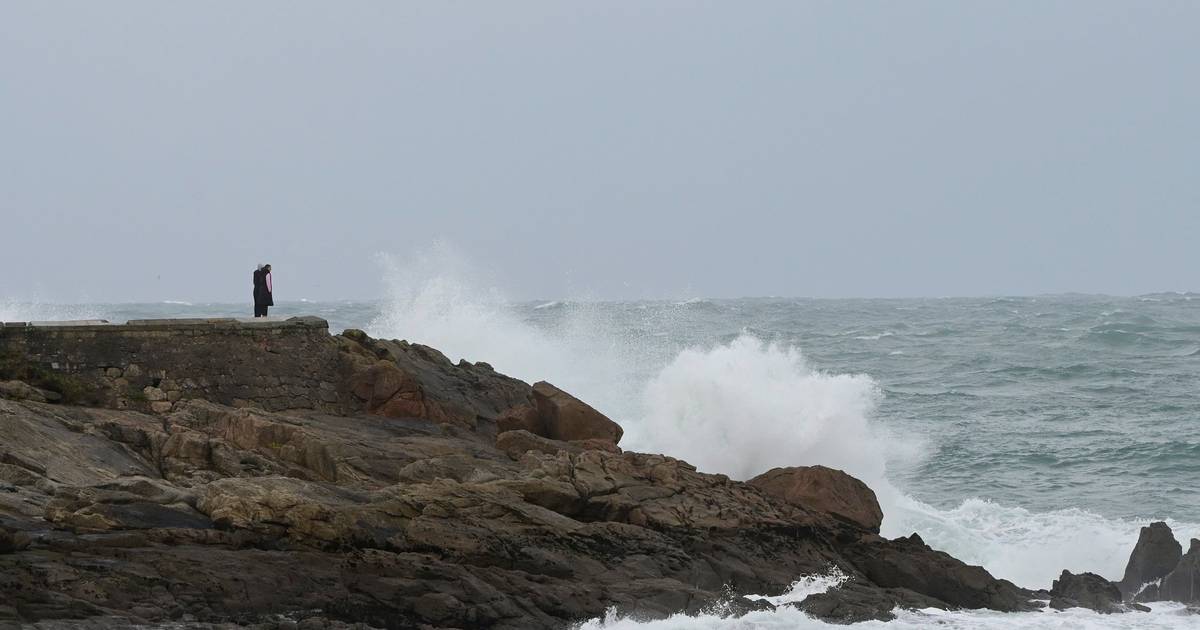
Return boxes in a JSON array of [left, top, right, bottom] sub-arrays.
[[253, 263, 273, 317]]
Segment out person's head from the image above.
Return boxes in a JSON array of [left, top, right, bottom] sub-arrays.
[[263, 264, 271, 273]]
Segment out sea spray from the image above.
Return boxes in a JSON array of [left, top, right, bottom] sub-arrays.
[[744, 567, 850, 606], [0, 299, 106, 323], [635, 335, 887, 485], [367, 246, 662, 424]]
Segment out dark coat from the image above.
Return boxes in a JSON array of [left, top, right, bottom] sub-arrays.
[[253, 269, 274, 306]]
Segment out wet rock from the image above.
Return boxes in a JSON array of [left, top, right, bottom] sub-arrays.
[[1119, 521, 1182, 599], [531, 381, 623, 444], [844, 533, 1036, 612], [796, 580, 946, 623], [712, 595, 777, 617], [1049, 570, 1147, 613], [1160, 539, 1200, 604], [748, 465, 883, 533]]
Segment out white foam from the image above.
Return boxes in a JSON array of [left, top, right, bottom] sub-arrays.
[[575, 605, 825, 630], [745, 567, 849, 606], [575, 568, 850, 630], [578, 592, 1197, 629], [580, 606, 1200, 630], [634, 335, 890, 486]]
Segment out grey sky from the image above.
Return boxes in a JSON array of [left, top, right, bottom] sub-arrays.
[[2, 2, 1197, 303]]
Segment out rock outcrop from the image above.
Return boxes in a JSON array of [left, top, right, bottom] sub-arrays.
[[841, 532, 1032, 613], [0, 319, 1041, 627], [795, 580, 946, 623], [1118, 521, 1183, 599], [1049, 570, 1148, 613], [748, 465, 884, 533], [1158, 538, 1200, 604]]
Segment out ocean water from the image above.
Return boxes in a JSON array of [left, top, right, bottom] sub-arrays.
[[6, 286, 1200, 628]]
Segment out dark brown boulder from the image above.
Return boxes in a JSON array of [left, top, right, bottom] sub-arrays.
[[1049, 570, 1146, 613], [1119, 521, 1182, 599], [532, 381, 623, 444], [748, 465, 883, 533]]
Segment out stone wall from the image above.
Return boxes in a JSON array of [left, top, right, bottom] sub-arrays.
[[0, 317, 348, 414]]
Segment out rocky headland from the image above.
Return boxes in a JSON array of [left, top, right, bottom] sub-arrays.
[[0, 316, 1195, 628]]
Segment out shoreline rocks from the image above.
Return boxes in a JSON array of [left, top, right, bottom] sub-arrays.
[[0, 318, 1192, 626]]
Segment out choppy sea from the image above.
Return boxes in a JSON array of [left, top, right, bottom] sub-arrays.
[[6, 287, 1200, 628]]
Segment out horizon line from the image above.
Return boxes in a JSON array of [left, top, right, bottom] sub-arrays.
[[6, 290, 1199, 307]]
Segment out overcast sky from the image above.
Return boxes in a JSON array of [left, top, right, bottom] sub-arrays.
[[2, 2, 1197, 303]]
